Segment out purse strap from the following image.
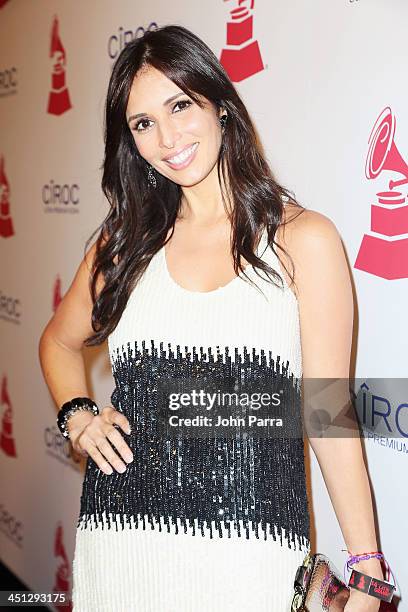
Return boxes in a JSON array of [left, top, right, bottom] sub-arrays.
[[291, 552, 315, 611]]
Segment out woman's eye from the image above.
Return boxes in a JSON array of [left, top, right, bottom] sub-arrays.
[[133, 118, 153, 133], [173, 99, 192, 112], [131, 100, 192, 133]]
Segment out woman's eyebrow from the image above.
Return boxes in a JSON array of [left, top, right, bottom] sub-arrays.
[[127, 92, 185, 124]]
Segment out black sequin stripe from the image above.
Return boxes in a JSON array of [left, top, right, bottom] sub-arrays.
[[78, 340, 310, 551]]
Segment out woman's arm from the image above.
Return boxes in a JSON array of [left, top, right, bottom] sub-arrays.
[[39, 242, 101, 430], [277, 207, 383, 609], [38, 242, 132, 473]]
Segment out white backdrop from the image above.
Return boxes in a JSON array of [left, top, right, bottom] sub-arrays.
[[0, 0, 406, 609]]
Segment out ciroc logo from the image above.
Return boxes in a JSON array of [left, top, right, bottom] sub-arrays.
[[42, 180, 80, 214], [0, 290, 21, 324], [0, 504, 23, 548], [353, 381, 408, 439], [44, 424, 81, 470], [0, 67, 17, 98], [107, 22, 159, 59]]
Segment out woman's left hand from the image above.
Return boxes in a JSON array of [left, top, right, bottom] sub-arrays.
[[344, 558, 384, 611], [344, 589, 381, 611]]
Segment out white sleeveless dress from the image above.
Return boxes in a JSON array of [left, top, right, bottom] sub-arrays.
[[72, 226, 311, 611]]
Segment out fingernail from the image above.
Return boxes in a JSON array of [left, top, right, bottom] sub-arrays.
[[125, 453, 134, 463], [105, 467, 113, 475], [117, 464, 126, 473]]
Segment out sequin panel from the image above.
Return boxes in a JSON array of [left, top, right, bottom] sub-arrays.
[[77, 340, 310, 551]]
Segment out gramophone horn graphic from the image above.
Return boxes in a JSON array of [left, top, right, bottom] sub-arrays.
[[52, 523, 73, 612], [47, 16, 72, 116], [53, 275, 62, 312], [220, 0, 264, 82], [0, 155, 14, 238], [354, 106, 408, 279], [0, 375, 17, 457]]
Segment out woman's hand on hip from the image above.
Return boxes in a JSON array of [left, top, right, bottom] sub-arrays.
[[68, 406, 134, 475]]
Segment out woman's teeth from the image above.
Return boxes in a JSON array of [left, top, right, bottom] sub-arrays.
[[166, 143, 198, 165]]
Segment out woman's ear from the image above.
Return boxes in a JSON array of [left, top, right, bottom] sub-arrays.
[[219, 108, 228, 129], [218, 106, 227, 120]]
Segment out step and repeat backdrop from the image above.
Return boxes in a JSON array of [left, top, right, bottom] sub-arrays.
[[0, 0, 407, 609]]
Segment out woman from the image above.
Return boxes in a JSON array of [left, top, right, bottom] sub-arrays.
[[39, 25, 384, 612]]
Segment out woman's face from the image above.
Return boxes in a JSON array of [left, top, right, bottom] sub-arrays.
[[126, 65, 224, 187]]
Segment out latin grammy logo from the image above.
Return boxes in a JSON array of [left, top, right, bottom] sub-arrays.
[[52, 523, 73, 612], [47, 15, 72, 116], [0, 375, 17, 457], [0, 155, 14, 238], [355, 106, 408, 279], [220, 0, 264, 82], [53, 275, 62, 312]]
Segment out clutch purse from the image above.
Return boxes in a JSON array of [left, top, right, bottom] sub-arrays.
[[291, 552, 350, 611], [291, 552, 397, 611]]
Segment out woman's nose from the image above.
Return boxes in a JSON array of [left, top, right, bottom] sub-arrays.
[[157, 117, 181, 150]]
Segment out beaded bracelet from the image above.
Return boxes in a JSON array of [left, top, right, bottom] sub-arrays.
[[57, 396, 99, 439], [342, 549, 396, 603]]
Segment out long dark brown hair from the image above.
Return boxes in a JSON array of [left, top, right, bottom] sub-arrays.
[[84, 24, 305, 346]]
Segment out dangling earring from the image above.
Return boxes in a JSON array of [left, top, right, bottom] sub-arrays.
[[219, 113, 228, 130], [147, 164, 157, 189]]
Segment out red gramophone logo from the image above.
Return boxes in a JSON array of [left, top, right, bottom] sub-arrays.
[[0, 156, 14, 238], [53, 275, 62, 311], [355, 106, 408, 279], [0, 376, 17, 457], [47, 16, 72, 116], [220, 0, 264, 82], [52, 523, 73, 611]]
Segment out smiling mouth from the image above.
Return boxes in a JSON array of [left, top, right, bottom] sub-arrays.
[[164, 143, 199, 169]]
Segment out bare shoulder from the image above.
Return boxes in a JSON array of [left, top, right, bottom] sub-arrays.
[[275, 204, 345, 298], [279, 204, 341, 242], [39, 234, 111, 351]]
